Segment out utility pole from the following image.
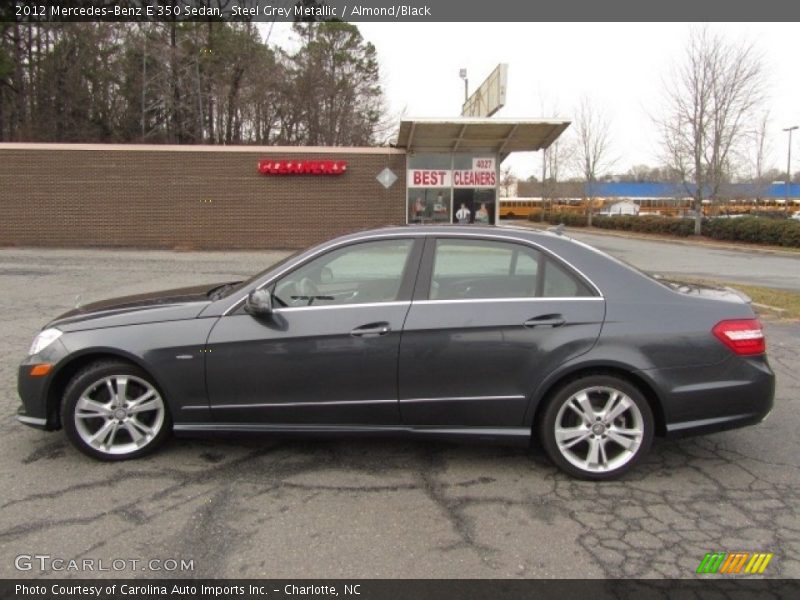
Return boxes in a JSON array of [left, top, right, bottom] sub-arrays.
[[541, 149, 546, 222], [783, 126, 798, 214]]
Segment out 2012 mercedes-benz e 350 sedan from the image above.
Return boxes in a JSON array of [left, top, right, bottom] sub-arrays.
[[17, 226, 774, 479]]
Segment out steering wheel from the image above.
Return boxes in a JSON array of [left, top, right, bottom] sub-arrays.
[[298, 277, 319, 304]]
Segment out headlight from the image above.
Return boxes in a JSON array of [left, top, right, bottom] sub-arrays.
[[29, 328, 63, 356]]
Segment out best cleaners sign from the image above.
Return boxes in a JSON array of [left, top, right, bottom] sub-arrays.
[[408, 157, 497, 189]]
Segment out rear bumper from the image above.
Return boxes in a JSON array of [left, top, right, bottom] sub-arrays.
[[664, 411, 771, 438], [640, 353, 774, 438]]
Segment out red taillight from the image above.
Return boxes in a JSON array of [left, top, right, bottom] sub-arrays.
[[712, 319, 766, 355]]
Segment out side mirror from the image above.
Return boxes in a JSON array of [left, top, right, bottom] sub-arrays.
[[244, 288, 273, 317]]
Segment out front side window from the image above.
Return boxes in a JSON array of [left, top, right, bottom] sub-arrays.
[[273, 239, 414, 308], [429, 238, 593, 300]]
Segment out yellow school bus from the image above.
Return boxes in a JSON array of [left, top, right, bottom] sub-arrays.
[[499, 198, 540, 219], [499, 197, 587, 219]]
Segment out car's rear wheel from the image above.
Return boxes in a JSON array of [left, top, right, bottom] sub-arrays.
[[62, 361, 171, 460], [539, 375, 653, 480]]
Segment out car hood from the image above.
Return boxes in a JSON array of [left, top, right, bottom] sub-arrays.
[[47, 282, 233, 331]]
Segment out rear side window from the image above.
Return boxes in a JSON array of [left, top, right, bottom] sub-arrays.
[[542, 258, 593, 297], [430, 238, 593, 300]]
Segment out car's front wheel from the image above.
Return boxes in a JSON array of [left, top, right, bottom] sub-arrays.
[[539, 375, 653, 480], [62, 361, 171, 460]]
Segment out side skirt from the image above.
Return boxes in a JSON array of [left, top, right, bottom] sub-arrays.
[[173, 423, 531, 446]]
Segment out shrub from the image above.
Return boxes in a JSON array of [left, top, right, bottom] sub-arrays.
[[531, 212, 588, 227], [592, 215, 695, 237], [704, 217, 800, 247], [531, 211, 800, 247]]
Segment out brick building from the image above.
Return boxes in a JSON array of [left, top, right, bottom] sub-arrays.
[[0, 119, 568, 250]]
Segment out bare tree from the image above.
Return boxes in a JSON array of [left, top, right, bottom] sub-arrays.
[[536, 96, 576, 219], [499, 166, 518, 201], [658, 26, 766, 234], [574, 95, 615, 225], [545, 137, 575, 187]]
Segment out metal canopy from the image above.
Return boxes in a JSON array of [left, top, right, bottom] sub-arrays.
[[395, 118, 570, 158]]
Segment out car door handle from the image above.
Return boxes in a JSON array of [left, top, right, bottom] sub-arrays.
[[524, 314, 566, 328], [350, 322, 392, 337]]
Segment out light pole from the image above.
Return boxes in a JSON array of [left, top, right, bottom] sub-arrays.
[[459, 68, 468, 105], [783, 126, 798, 213]]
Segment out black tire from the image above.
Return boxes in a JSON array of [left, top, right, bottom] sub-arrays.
[[61, 361, 171, 461], [538, 375, 653, 480]]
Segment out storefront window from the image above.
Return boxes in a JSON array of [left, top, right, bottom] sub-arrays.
[[408, 188, 452, 224], [406, 152, 498, 226]]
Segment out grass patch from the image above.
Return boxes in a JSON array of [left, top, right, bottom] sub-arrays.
[[726, 283, 800, 319]]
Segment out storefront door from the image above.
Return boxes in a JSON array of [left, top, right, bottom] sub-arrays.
[[452, 188, 496, 224]]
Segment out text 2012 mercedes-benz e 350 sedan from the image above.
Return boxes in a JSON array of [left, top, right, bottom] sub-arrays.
[[17, 226, 774, 479]]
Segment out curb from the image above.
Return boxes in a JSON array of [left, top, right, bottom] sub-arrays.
[[751, 302, 788, 317]]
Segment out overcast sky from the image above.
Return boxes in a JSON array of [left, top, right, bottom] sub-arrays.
[[264, 22, 800, 180]]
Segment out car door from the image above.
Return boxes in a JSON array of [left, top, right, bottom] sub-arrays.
[[205, 237, 422, 425], [398, 236, 605, 428]]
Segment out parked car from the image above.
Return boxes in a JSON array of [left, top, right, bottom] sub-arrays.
[[17, 226, 774, 479]]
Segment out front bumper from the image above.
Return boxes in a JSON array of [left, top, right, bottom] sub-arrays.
[[16, 407, 48, 430], [16, 339, 69, 431]]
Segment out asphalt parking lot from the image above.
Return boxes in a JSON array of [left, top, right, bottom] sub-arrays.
[[1, 243, 798, 579]]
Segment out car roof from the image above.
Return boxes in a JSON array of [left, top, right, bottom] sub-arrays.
[[342, 224, 568, 243]]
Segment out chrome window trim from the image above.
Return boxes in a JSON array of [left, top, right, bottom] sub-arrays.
[[222, 229, 604, 315], [412, 297, 603, 305], [272, 301, 410, 314]]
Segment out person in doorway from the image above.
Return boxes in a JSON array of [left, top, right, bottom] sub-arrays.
[[456, 203, 471, 224], [475, 202, 490, 224]]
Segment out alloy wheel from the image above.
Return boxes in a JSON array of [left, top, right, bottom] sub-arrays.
[[553, 386, 645, 473], [73, 375, 166, 456]]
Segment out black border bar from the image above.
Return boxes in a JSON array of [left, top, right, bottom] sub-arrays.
[[3, 579, 800, 600], [3, 0, 800, 23]]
